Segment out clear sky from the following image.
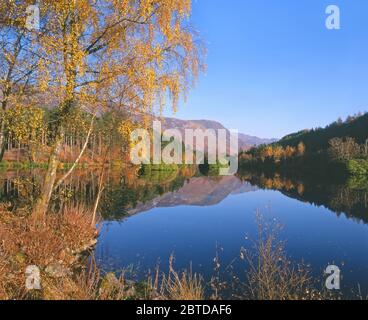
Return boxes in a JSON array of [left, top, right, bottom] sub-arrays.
[[166, 0, 368, 139]]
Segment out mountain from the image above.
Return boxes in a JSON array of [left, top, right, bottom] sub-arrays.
[[238, 133, 278, 148], [160, 117, 276, 151]]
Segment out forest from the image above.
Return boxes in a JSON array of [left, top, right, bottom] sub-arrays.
[[239, 112, 368, 177]]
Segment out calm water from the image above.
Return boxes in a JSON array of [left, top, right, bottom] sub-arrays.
[[94, 173, 368, 296], [1, 169, 368, 296]]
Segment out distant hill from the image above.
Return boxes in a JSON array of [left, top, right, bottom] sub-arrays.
[[277, 113, 368, 152], [161, 117, 276, 151], [238, 133, 278, 148]]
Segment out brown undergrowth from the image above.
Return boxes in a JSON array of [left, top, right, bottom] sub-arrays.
[[0, 204, 98, 299]]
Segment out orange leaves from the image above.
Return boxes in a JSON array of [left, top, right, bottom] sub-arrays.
[[258, 144, 298, 162], [284, 146, 296, 159], [297, 142, 306, 156]]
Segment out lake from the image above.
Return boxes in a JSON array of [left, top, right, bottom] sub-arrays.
[[1, 168, 368, 298], [94, 171, 368, 298]]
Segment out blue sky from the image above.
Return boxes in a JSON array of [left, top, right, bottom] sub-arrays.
[[166, 0, 368, 139]]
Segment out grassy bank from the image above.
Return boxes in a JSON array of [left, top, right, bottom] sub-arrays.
[[0, 159, 132, 171], [0, 161, 93, 171]]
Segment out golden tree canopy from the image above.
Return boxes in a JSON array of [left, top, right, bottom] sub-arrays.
[[33, 0, 204, 119]]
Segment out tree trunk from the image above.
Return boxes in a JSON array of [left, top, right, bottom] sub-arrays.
[[32, 135, 64, 220], [0, 120, 8, 162], [91, 172, 104, 227], [54, 114, 95, 189]]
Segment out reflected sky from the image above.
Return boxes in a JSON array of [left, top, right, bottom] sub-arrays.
[[96, 180, 368, 297]]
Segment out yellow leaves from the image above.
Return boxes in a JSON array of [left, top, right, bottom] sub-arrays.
[[146, 68, 156, 90], [37, 60, 50, 93], [4, 105, 45, 145], [119, 0, 131, 16], [176, 0, 192, 17], [118, 120, 136, 138], [118, 119, 139, 150], [0, 1, 27, 27], [63, 109, 91, 135], [153, 46, 163, 68], [181, 32, 194, 53], [140, 0, 154, 19], [6, 0, 203, 130]]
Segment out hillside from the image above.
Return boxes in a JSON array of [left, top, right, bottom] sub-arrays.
[[277, 113, 368, 152], [239, 112, 368, 177], [161, 117, 276, 151]]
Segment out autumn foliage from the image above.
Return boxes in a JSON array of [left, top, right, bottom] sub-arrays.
[[1, 0, 204, 217]]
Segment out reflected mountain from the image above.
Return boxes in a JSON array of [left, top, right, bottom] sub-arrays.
[[127, 176, 258, 215]]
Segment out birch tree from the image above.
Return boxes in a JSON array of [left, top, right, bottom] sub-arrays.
[[28, 0, 204, 219]]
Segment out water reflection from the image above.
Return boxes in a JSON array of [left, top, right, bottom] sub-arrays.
[[0, 167, 367, 224], [237, 171, 368, 224], [1, 167, 368, 296]]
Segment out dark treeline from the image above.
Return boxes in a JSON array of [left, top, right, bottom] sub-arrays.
[[278, 112, 368, 151], [239, 112, 368, 177]]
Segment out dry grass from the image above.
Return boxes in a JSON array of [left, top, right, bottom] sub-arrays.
[[156, 256, 205, 300], [148, 256, 205, 301], [0, 201, 158, 300], [238, 213, 328, 300], [40, 261, 134, 300], [0, 203, 98, 300]]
